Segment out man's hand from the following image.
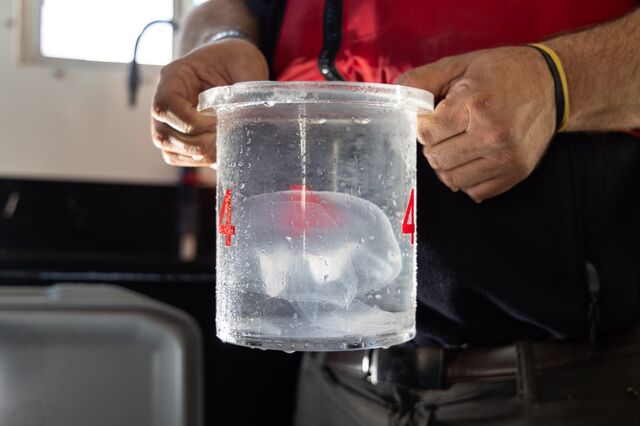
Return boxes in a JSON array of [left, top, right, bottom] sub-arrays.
[[151, 38, 268, 167], [397, 47, 557, 203]]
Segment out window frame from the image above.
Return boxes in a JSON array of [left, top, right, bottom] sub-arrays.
[[16, 0, 192, 69]]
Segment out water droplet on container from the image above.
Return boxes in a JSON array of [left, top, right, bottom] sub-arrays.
[[374, 294, 382, 300], [352, 117, 370, 125], [239, 183, 245, 189], [263, 100, 276, 107], [323, 274, 329, 282]]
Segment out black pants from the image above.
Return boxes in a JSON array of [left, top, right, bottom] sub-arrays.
[[294, 345, 640, 425]]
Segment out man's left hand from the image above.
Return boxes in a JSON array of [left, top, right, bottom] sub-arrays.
[[396, 47, 557, 203]]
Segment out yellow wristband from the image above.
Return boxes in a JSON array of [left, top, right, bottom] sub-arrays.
[[528, 43, 570, 132]]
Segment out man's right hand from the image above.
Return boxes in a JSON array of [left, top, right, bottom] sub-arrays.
[[151, 38, 268, 167]]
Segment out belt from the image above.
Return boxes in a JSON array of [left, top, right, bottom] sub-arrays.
[[318, 327, 640, 389]]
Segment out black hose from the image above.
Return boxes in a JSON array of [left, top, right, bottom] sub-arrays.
[[128, 19, 178, 108]]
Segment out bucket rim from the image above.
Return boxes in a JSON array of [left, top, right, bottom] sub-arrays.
[[197, 81, 434, 114]]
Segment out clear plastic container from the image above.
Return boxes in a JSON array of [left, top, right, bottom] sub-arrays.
[[198, 81, 433, 351]]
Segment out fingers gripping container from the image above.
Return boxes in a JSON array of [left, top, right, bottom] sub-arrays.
[[198, 81, 433, 352]]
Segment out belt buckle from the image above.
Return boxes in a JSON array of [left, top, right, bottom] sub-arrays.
[[369, 346, 445, 390]]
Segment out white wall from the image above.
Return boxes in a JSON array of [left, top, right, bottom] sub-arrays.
[[0, 1, 179, 184]]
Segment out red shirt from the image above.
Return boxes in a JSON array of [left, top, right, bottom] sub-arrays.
[[274, 0, 636, 83]]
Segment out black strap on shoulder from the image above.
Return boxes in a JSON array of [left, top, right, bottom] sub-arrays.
[[319, 0, 345, 81]]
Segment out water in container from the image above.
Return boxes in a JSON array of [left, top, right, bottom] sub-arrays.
[[198, 81, 433, 351]]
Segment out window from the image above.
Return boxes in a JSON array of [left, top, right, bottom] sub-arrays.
[[19, 0, 198, 66]]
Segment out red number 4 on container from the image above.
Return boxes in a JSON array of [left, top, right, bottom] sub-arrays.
[[402, 188, 415, 244], [218, 189, 235, 247]]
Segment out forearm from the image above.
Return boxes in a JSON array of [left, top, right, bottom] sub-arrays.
[[179, 0, 259, 55], [545, 8, 640, 131]]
